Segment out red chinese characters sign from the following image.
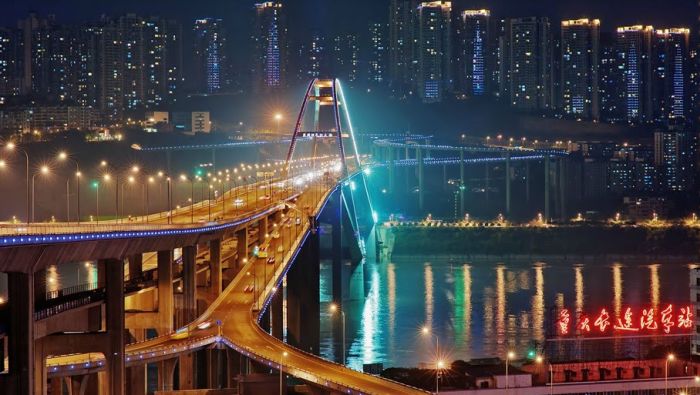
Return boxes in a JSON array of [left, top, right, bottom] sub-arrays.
[[557, 304, 694, 337]]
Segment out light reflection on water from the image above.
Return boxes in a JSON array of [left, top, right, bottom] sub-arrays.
[[320, 256, 696, 369]]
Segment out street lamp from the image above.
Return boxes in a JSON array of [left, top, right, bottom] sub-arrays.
[[274, 113, 283, 134], [505, 351, 515, 392], [180, 174, 194, 223], [31, 165, 50, 222], [280, 351, 288, 395], [6, 142, 30, 224], [57, 151, 81, 223], [421, 326, 441, 393], [666, 353, 675, 395], [535, 355, 552, 395], [329, 303, 346, 365]]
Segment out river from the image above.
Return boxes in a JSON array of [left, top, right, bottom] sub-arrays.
[[319, 255, 698, 370]]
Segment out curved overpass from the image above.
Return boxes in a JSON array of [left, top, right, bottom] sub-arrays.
[[13, 168, 427, 394]]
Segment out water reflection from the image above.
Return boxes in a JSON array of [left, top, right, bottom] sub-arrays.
[[613, 263, 623, 317], [649, 264, 659, 309], [320, 257, 696, 369]]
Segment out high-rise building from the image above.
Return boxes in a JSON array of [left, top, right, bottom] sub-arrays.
[[0, 28, 22, 100], [416, 1, 452, 103], [193, 18, 227, 94], [332, 34, 360, 84], [599, 32, 625, 122], [252, 2, 286, 92], [142, 18, 183, 108], [507, 17, 553, 111], [306, 32, 328, 79], [653, 28, 690, 122], [616, 25, 654, 123], [560, 19, 600, 120], [654, 129, 698, 191], [368, 22, 388, 85], [456, 10, 490, 97], [388, 0, 418, 97]]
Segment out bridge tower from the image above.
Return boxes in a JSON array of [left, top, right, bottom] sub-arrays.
[[285, 78, 360, 177]]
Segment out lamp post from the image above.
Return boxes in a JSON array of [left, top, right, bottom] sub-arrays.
[[180, 174, 194, 223], [6, 142, 30, 224], [421, 326, 440, 394], [92, 181, 100, 224], [274, 113, 283, 134], [280, 351, 288, 395], [666, 353, 675, 395], [57, 152, 81, 223], [329, 303, 346, 365], [505, 351, 515, 393], [31, 165, 50, 222]]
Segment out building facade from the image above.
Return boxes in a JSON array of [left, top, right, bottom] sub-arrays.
[[560, 19, 600, 120], [507, 17, 553, 111], [193, 18, 227, 94], [252, 2, 286, 92], [416, 1, 452, 103], [457, 10, 490, 97]]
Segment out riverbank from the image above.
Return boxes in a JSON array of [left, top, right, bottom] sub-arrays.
[[387, 225, 700, 257]]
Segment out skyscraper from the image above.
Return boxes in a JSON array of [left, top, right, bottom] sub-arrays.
[[616, 25, 654, 123], [368, 22, 387, 85], [416, 1, 452, 103], [332, 34, 360, 84], [252, 2, 286, 92], [654, 129, 698, 191], [0, 28, 21, 100], [653, 28, 690, 122], [388, 0, 418, 97], [457, 9, 490, 97], [560, 19, 600, 120], [599, 32, 625, 122], [193, 18, 227, 94], [507, 17, 553, 111], [142, 18, 183, 108]]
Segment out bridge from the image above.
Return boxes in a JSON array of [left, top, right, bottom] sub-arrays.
[[0, 78, 433, 395], [0, 78, 572, 395]]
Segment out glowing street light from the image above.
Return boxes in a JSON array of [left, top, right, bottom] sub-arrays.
[[31, 165, 50, 222], [505, 351, 515, 393], [421, 326, 441, 393], [57, 151, 82, 223], [274, 113, 283, 134], [666, 353, 675, 395], [280, 351, 288, 395], [6, 142, 30, 223], [329, 303, 346, 365]]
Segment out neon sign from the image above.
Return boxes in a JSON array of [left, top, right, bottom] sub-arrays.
[[556, 304, 693, 337]]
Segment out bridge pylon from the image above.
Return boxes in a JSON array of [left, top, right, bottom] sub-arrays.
[[285, 78, 359, 177]]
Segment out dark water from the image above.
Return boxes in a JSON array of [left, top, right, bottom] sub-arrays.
[[319, 256, 697, 370]]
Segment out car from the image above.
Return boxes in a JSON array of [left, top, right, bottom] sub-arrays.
[[257, 250, 269, 258], [233, 198, 245, 207], [244, 284, 254, 293], [271, 231, 280, 239], [267, 257, 276, 265], [259, 195, 271, 201], [277, 246, 284, 253], [295, 218, 301, 225]]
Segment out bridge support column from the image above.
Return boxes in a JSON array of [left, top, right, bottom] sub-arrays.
[[181, 245, 197, 327], [460, 148, 465, 217], [157, 358, 176, 391], [544, 156, 551, 222], [559, 158, 567, 221], [236, 228, 249, 269], [7, 272, 34, 395], [526, 160, 531, 202], [206, 348, 225, 389], [387, 147, 395, 194], [258, 217, 269, 244], [505, 153, 511, 215], [287, 227, 320, 355], [126, 364, 146, 395], [331, 191, 344, 363], [270, 287, 284, 340], [485, 163, 490, 206], [417, 147, 424, 211], [105, 259, 125, 395], [179, 352, 195, 390], [128, 253, 142, 280], [209, 239, 222, 297], [157, 250, 174, 334]]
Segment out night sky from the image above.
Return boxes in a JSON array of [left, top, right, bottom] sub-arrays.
[[1, 0, 698, 35]]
